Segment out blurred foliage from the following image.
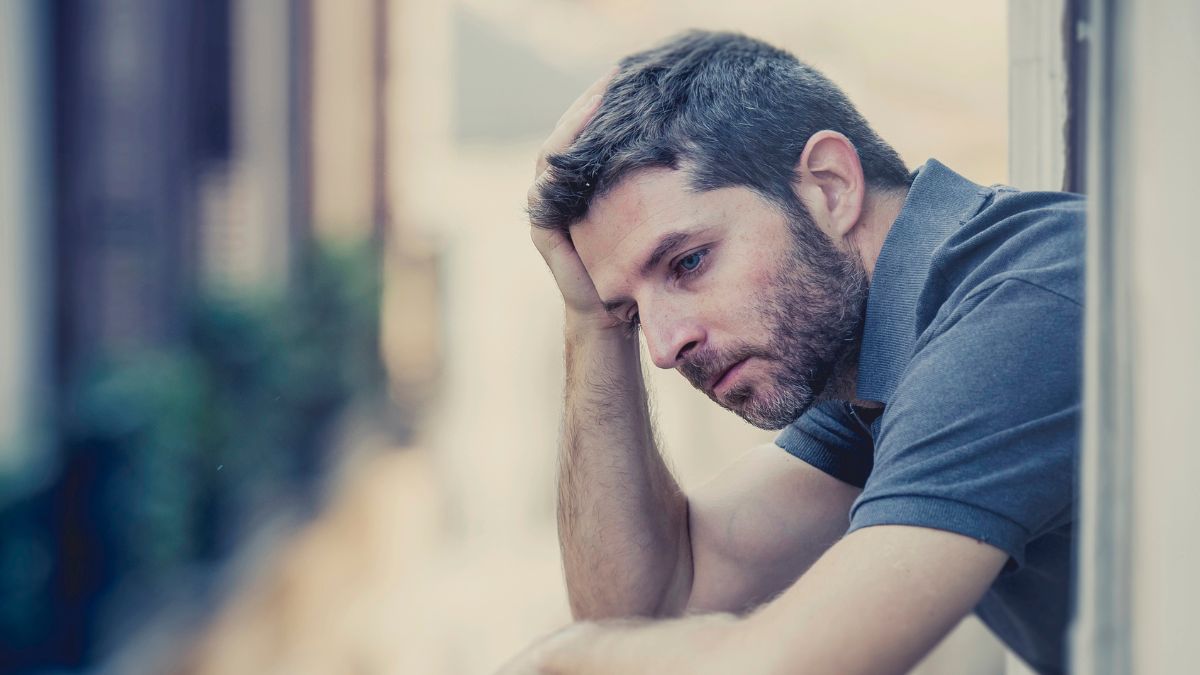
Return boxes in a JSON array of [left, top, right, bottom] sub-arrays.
[[77, 241, 383, 573], [0, 242, 384, 668]]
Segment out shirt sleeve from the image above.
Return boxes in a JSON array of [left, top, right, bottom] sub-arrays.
[[775, 400, 875, 488], [848, 279, 1081, 569]]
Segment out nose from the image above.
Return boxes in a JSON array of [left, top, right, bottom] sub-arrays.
[[640, 309, 705, 369]]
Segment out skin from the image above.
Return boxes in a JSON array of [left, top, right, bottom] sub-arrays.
[[505, 70, 1008, 674], [574, 166, 870, 430]]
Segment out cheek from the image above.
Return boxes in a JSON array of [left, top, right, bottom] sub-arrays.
[[745, 257, 779, 293], [729, 225, 792, 289], [703, 254, 781, 329], [725, 245, 786, 301]]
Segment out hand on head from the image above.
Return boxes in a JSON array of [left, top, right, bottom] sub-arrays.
[[527, 67, 621, 329]]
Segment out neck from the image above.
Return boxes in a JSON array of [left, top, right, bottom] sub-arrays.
[[823, 185, 908, 407], [849, 186, 909, 280], [819, 361, 884, 409], [818, 361, 859, 403]]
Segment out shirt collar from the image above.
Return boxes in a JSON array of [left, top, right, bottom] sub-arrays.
[[854, 159, 990, 404]]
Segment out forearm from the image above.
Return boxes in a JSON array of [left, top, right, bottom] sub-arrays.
[[504, 526, 1006, 675], [519, 613, 748, 675], [558, 319, 691, 620]]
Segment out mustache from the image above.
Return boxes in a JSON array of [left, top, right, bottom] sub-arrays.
[[679, 344, 768, 391]]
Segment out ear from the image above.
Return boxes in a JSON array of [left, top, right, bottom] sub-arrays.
[[793, 130, 866, 242]]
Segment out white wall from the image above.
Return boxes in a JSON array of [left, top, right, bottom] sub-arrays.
[[1075, 1, 1200, 673], [1115, 1, 1200, 671]]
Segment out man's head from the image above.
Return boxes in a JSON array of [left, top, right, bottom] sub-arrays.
[[531, 31, 910, 428]]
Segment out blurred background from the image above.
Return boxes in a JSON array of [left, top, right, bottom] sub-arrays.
[[0, 1, 1011, 673]]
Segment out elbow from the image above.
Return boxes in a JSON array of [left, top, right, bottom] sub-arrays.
[[565, 501, 695, 621]]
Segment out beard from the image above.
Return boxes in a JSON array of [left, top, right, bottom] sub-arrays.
[[678, 210, 870, 430]]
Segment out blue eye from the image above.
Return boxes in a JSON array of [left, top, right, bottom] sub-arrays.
[[677, 250, 707, 273]]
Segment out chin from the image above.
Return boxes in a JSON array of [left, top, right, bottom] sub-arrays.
[[725, 385, 812, 431], [736, 407, 798, 431]]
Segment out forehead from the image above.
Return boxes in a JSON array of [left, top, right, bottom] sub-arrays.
[[570, 168, 752, 286]]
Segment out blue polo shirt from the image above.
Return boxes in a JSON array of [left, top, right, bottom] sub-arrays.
[[775, 159, 1083, 675]]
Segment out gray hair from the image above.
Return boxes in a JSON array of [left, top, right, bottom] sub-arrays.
[[529, 30, 911, 248]]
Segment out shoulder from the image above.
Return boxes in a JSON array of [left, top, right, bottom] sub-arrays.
[[916, 187, 1084, 349], [902, 278, 1082, 408], [935, 188, 1083, 298], [861, 279, 1082, 566]]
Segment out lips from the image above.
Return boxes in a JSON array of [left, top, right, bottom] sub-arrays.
[[708, 358, 749, 397]]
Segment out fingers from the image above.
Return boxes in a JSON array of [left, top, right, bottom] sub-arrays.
[[555, 64, 619, 128], [538, 93, 602, 175], [535, 66, 619, 178], [529, 221, 573, 259], [535, 94, 601, 177]]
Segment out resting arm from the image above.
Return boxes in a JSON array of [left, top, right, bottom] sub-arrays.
[[684, 444, 861, 614], [501, 524, 1007, 675]]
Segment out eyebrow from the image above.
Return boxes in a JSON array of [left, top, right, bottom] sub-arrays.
[[639, 231, 691, 277], [601, 230, 693, 314]]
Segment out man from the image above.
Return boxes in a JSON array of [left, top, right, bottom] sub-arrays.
[[507, 31, 1081, 675]]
